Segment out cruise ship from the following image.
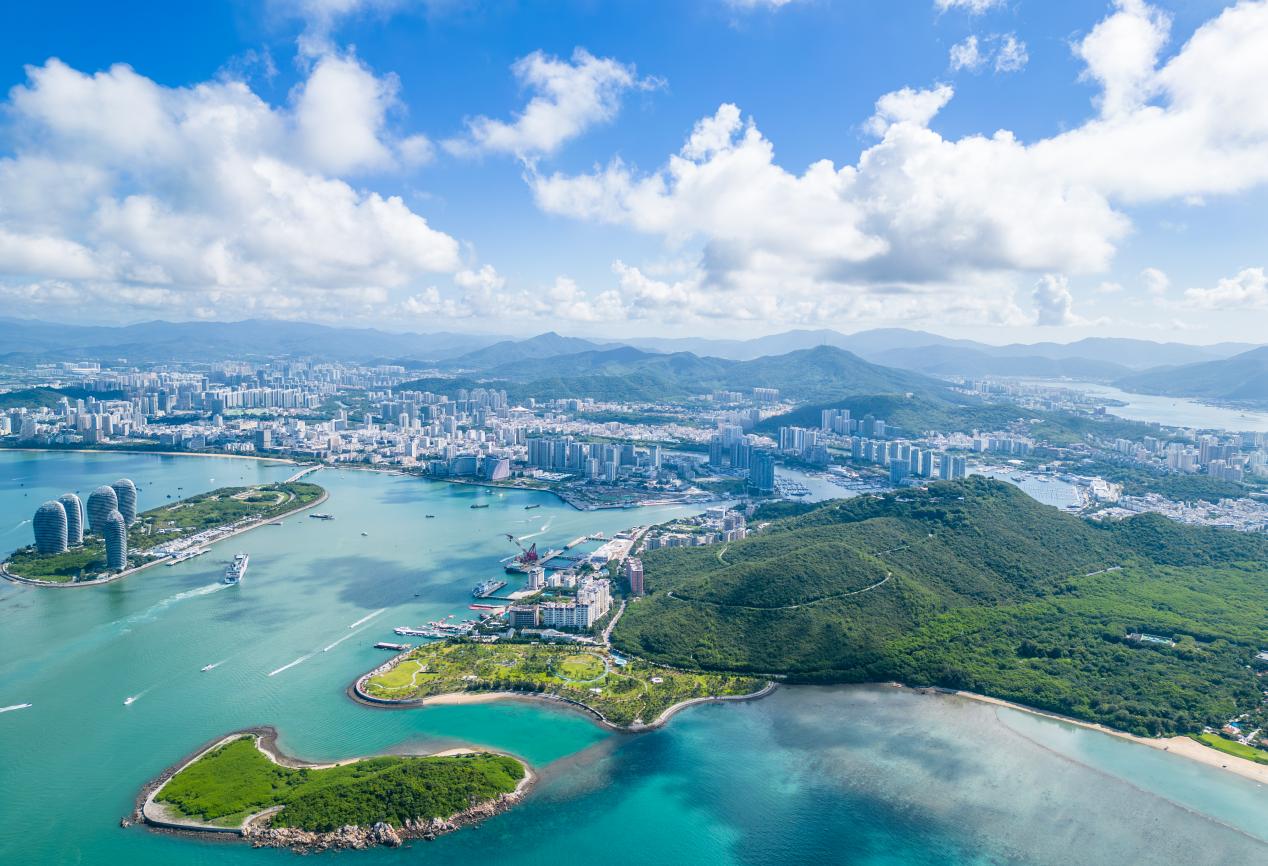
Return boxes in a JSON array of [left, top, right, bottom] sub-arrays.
[[222, 553, 249, 585], [472, 578, 507, 598]]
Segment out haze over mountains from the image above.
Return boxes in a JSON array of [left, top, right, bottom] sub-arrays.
[[2, 317, 1264, 408]]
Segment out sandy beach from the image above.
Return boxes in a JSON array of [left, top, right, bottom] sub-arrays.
[[924, 687, 1268, 786]]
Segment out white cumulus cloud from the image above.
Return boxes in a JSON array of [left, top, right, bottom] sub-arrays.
[[1032, 274, 1078, 326], [445, 49, 659, 159], [1184, 267, 1268, 309], [526, 0, 1268, 329], [1142, 266, 1170, 296], [949, 33, 1027, 74], [0, 57, 462, 322], [949, 36, 985, 71], [935, 0, 1008, 14]]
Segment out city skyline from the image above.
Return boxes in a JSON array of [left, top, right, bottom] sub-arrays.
[[2, 0, 1267, 343]]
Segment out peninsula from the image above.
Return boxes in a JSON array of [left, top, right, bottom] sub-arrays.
[[140, 728, 529, 852], [355, 640, 768, 729], [614, 478, 1268, 749], [3, 479, 324, 585]]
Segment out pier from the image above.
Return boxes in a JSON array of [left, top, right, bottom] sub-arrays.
[[562, 533, 606, 550]]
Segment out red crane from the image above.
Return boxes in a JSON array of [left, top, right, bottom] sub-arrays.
[[504, 534, 539, 567]]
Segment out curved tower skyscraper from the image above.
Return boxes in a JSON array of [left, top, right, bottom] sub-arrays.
[[103, 510, 128, 571], [111, 478, 137, 525], [58, 492, 84, 546], [87, 486, 118, 534], [33, 501, 68, 554]]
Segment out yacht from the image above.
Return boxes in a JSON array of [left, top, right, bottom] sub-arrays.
[[223, 553, 249, 585]]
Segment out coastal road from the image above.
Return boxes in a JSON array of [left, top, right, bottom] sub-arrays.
[[601, 600, 626, 646]]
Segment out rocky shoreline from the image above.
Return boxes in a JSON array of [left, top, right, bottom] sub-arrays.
[[242, 782, 533, 853]]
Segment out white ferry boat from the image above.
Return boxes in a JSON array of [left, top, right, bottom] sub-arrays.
[[472, 578, 507, 598], [223, 553, 249, 585]]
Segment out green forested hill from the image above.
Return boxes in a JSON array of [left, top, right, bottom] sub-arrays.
[[613, 478, 1268, 736], [401, 345, 958, 404]]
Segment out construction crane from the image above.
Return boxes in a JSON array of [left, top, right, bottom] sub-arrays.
[[504, 533, 540, 568]]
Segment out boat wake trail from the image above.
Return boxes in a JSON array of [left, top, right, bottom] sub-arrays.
[[3, 519, 31, 538], [268, 653, 313, 677], [123, 582, 228, 627], [521, 519, 556, 540], [322, 629, 364, 653], [348, 608, 386, 630], [201, 658, 229, 672], [124, 687, 153, 706], [0, 703, 32, 714]]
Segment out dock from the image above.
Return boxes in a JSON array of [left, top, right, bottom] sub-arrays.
[[562, 533, 606, 550]]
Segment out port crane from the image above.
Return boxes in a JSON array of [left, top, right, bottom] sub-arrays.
[[504, 533, 540, 568]]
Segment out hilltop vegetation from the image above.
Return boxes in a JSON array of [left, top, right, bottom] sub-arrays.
[[157, 736, 523, 832], [0, 386, 125, 410], [401, 345, 958, 404], [613, 478, 1268, 736]]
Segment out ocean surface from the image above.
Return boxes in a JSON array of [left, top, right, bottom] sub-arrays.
[[1043, 381, 1268, 433], [1, 450, 1265, 865]]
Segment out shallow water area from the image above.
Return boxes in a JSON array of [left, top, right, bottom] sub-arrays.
[[0, 451, 1264, 865]]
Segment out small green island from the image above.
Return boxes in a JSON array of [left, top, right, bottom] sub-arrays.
[[357, 640, 767, 728], [4, 481, 324, 583], [143, 731, 528, 851]]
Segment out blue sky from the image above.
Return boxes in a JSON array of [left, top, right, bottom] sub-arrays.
[[0, 0, 1264, 344]]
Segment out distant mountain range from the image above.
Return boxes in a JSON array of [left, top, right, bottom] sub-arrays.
[[0, 317, 500, 365], [2, 317, 1263, 407], [627, 329, 1256, 371], [442, 332, 613, 370], [1116, 346, 1268, 408], [404, 344, 956, 406]]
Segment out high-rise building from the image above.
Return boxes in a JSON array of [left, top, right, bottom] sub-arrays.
[[103, 510, 128, 570], [58, 492, 84, 546], [708, 435, 726, 468], [939, 454, 967, 480], [527, 566, 546, 591], [482, 456, 511, 481], [626, 557, 645, 596], [748, 450, 776, 493], [33, 500, 68, 554], [87, 485, 119, 533], [508, 605, 540, 629], [111, 478, 137, 524]]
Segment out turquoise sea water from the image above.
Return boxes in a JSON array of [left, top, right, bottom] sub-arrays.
[[1, 451, 1264, 865]]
